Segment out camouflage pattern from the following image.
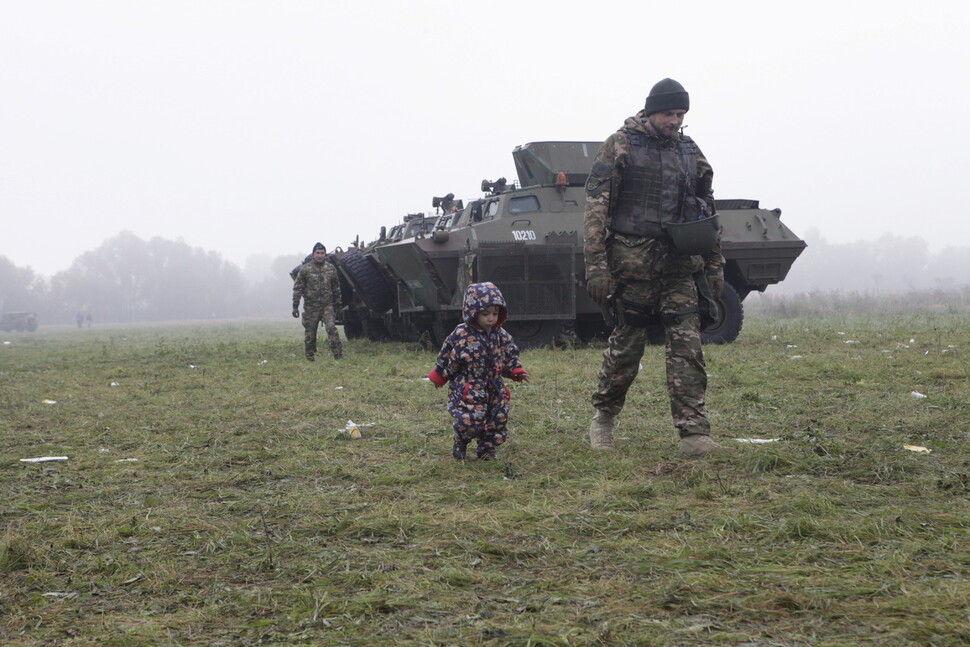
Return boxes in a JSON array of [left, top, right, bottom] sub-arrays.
[[293, 260, 343, 360], [583, 110, 723, 281], [585, 111, 723, 438], [591, 236, 709, 436], [302, 304, 342, 360], [292, 260, 341, 309], [428, 282, 527, 459]]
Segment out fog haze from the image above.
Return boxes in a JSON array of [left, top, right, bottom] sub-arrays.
[[2, 0, 969, 280]]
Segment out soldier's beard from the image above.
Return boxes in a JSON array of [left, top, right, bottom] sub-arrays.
[[646, 116, 682, 140]]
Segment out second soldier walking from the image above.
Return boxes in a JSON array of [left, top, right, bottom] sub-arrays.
[[292, 242, 343, 361]]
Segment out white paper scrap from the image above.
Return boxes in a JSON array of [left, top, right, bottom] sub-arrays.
[[910, 391, 927, 399], [42, 399, 57, 404], [734, 438, 780, 444], [20, 456, 69, 463], [903, 444, 931, 454]]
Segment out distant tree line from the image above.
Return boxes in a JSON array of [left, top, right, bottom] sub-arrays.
[[1, 232, 302, 325], [2, 230, 968, 327]]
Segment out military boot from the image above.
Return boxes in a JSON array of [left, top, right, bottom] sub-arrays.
[[331, 343, 343, 361], [588, 410, 616, 450], [677, 434, 724, 458]]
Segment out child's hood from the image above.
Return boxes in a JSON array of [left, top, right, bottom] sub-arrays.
[[462, 282, 508, 327]]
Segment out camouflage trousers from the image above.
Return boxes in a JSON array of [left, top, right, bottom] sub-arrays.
[[302, 304, 342, 359], [591, 236, 710, 437]]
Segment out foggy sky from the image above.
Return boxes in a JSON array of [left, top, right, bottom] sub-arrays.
[[2, 0, 969, 278]]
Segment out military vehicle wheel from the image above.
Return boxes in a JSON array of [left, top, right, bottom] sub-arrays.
[[504, 320, 563, 349], [343, 319, 364, 339], [576, 316, 611, 343], [362, 315, 390, 341], [338, 248, 394, 314], [701, 283, 743, 345]]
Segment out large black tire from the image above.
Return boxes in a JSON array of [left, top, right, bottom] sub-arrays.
[[338, 248, 394, 314], [422, 315, 460, 348], [701, 282, 743, 344], [342, 316, 364, 339], [503, 320, 564, 350], [576, 315, 612, 343], [362, 315, 390, 341]]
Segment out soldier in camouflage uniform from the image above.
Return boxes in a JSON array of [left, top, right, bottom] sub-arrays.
[[292, 242, 343, 361], [583, 78, 726, 458]]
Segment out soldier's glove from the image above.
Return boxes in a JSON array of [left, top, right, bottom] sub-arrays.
[[706, 268, 724, 300], [292, 308, 300, 318], [586, 274, 614, 307]]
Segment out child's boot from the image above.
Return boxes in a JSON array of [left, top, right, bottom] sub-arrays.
[[476, 442, 498, 461], [452, 439, 468, 460]]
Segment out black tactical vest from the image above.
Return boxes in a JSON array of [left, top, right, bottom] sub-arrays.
[[611, 131, 698, 238]]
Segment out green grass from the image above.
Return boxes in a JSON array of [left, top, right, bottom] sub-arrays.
[[1, 313, 968, 646]]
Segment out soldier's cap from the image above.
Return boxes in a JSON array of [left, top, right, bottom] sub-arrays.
[[312, 242, 325, 252], [644, 78, 689, 115]]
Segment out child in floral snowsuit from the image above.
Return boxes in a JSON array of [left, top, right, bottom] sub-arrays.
[[427, 282, 529, 460]]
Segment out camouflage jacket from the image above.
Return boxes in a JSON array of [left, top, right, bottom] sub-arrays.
[[292, 260, 341, 309], [583, 111, 724, 278]]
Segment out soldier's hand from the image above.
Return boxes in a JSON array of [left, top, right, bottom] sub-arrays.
[[706, 268, 724, 300], [292, 308, 300, 318], [586, 274, 614, 306]]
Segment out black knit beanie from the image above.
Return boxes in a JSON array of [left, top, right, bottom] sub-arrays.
[[644, 78, 689, 115], [312, 242, 325, 252]]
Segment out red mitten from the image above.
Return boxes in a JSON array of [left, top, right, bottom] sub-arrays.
[[510, 368, 530, 382], [427, 368, 448, 388]]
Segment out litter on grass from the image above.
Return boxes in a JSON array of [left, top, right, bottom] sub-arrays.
[[42, 399, 57, 404], [734, 438, 781, 444], [343, 420, 362, 438], [110, 382, 120, 386], [115, 458, 139, 463], [21, 456, 68, 463], [903, 444, 931, 454], [910, 391, 927, 399]]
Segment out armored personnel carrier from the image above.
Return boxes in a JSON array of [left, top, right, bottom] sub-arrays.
[[337, 141, 805, 348], [0, 312, 38, 332]]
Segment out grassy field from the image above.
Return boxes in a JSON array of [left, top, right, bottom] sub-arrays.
[[1, 308, 968, 646]]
